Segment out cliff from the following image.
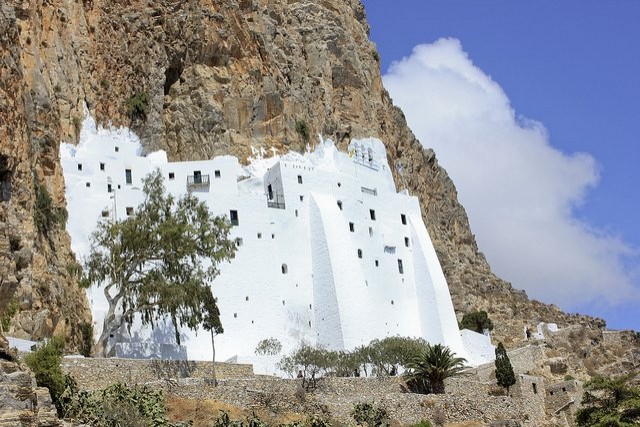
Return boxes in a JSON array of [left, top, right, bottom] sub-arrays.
[[0, 0, 636, 375]]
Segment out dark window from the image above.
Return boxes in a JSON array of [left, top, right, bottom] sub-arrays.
[[257, 233, 262, 239], [214, 170, 221, 178], [375, 260, 379, 267], [297, 175, 303, 184], [115, 146, 119, 152], [168, 172, 175, 180], [369, 227, 373, 237], [405, 237, 410, 247], [300, 195, 304, 202], [234, 313, 237, 318], [100, 163, 105, 171], [85, 182, 90, 187], [401, 214, 407, 225], [229, 210, 239, 225], [117, 184, 121, 189], [107, 184, 112, 193], [391, 300, 394, 305], [398, 259, 404, 274], [246, 296, 249, 301], [271, 233, 275, 239], [295, 209, 298, 217], [126, 207, 134, 216], [235, 238, 243, 247], [357, 249, 363, 259], [125, 169, 132, 184], [349, 222, 355, 232], [193, 170, 202, 184], [337, 200, 343, 210], [77, 163, 82, 171], [101, 210, 109, 218], [370, 209, 376, 220], [267, 184, 273, 200], [282, 264, 288, 274]]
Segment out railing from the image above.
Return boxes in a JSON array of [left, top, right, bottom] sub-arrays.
[[267, 194, 286, 210], [187, 174, 210, 190]]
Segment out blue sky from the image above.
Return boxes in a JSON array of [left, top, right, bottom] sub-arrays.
[[361, 1, 640, 331]]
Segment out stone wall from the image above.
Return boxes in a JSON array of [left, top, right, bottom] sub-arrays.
[[470, 344, 546, 383], [61, 357, 254, 390]]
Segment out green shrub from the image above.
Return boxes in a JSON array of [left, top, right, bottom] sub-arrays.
[[459, 310, 493, 333], [294, 119, 310, 141], [564, 374, 575, 381], [34, 184, 68, 235], [24, 336, 66, 415], [1, 297, 19, 330], [125, 90, 149, 120], [351, 402, 390, 427], [78, 322, 94, 357]]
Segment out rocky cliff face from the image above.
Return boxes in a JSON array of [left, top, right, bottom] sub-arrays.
[[0, 0, 633, 369]]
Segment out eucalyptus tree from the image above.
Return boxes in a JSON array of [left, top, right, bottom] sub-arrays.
[[82, 169, 236, 357]]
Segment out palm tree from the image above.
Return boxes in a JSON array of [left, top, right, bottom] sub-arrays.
[[404, 343, 467, 394]]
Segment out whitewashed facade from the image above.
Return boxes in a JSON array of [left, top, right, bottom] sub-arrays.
[[60, 114, 494, 370]]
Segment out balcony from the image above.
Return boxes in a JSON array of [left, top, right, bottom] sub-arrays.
[[187, 174, 210, 190], [267, 194, 286, 210]]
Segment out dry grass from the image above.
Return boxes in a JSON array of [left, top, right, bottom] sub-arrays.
[[165, 394, 305, 427], [446, 422, 484, 427]]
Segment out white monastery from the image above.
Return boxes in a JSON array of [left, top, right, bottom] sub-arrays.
[[60, 113, 494, 371]]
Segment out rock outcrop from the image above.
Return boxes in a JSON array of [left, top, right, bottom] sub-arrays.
[[0, 0, 636, 377]]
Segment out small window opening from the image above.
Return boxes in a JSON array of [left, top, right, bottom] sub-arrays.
[[107, 184, 112, 193], [168, 172, 175, 180], [295, 209, 298, 217], [391, 300, 394, 305], [101, 210, 109, 218], [349, 222, 355, 232], [85, 182, 90, 187], [115, 146, 119, 152], [230, 210, 239, 226], [300, 195, 304, 202], [369, 227, 373, 237], [549, 391, 554, 396], [297, 175, 303, 184], [282, 264, 288, 274], [397, 259, 404, 274], [309, 304, 312, 309], [126, 207, 134, 216], [257, 233, 262, 239], [282, 300, 285, 305], [100, 163, 105, 171], [214, 170, 221, 178], [246, 296, 249, 301], [77, 163, 82, 171], [308, 321, 312, 327], [267, 184, 273, 200], [125, 169, 132, 184], [235, 238, 243, 247], [405, 237, 410, 247], [117, 184, 121, 189], [532, 383, 538, 394], [337, 182, 341, 187], [370, 209, 376, 220], [337, 200, 343, 210], [375, 260, 379, 267], [357, 249, 363, 259], [401, 214, 407, 225], [234, 313, 237, 318], [271, 233, 275, 239]]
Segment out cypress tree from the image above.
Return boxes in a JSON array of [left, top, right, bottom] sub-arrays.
[[495, 342, 516, 393]]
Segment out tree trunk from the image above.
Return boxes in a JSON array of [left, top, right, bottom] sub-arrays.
[[97, 304, 121, 357], [210, 330, 217, 386]]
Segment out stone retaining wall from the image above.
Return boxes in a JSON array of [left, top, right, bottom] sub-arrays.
[[61, 357, 254, 390]]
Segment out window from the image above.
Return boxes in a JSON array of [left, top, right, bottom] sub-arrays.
[[405, 237, 410, 247], [77, 163, 82, 171], [391, 300, 394, 305], [107, 184, 112, 193], [397, 259, 404, 274], [101, 210, 109, 218], [99, 163, 105, 171], [85, 182, 90, 187], [401, 214, 407, 225], [126, 207, 134, 216], [282, 264, 288, 274], [282, 300, 285, 305], [235, 238, 243, 247], [357, 249, 363, 259], [257, 233, 262, 239], [369, 209, 376, 220], [214, 170, 221, 178], [115, 146, 119, 152], [300, 195, 304, 202], [246, 296, 249, 301], [125, 169, 132, 184], [271, 233, 275, 239], [267, 184, 273, 200], [309, 304, 312, 309], [297, 175, 303, 184], [375, 259, 379, 267], [295, 209, 298, 217], [349, 222, 355, 232], [369, 227, 373, 237], [193, 170, 202, 184], [229, 210, 239, 226], [234, 313, 237, 318], [168, 172, 175, 180], [117, 184, 121, 189], [337, 200, 343, 210]]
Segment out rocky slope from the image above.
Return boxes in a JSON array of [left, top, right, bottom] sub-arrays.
[[0, 0, 637, 374]]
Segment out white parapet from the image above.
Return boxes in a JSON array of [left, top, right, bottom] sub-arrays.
[[60, 112, 494, 369]]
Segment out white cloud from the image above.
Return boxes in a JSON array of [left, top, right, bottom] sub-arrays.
[[383, 38, 639, 309]]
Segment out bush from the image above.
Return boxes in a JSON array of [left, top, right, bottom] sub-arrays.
[[351, 402, 390, 427], [125, 90, 149, 120], [24, 336, 66, 415], [294, 119, 310, 141], [0, 297, 19, 330], [34, 184, 68, 236], [78, 322, 94, 357], [459, 310, 493, 333]]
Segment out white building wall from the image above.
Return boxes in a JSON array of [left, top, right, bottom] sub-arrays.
[[60, 114, 494, 368]]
